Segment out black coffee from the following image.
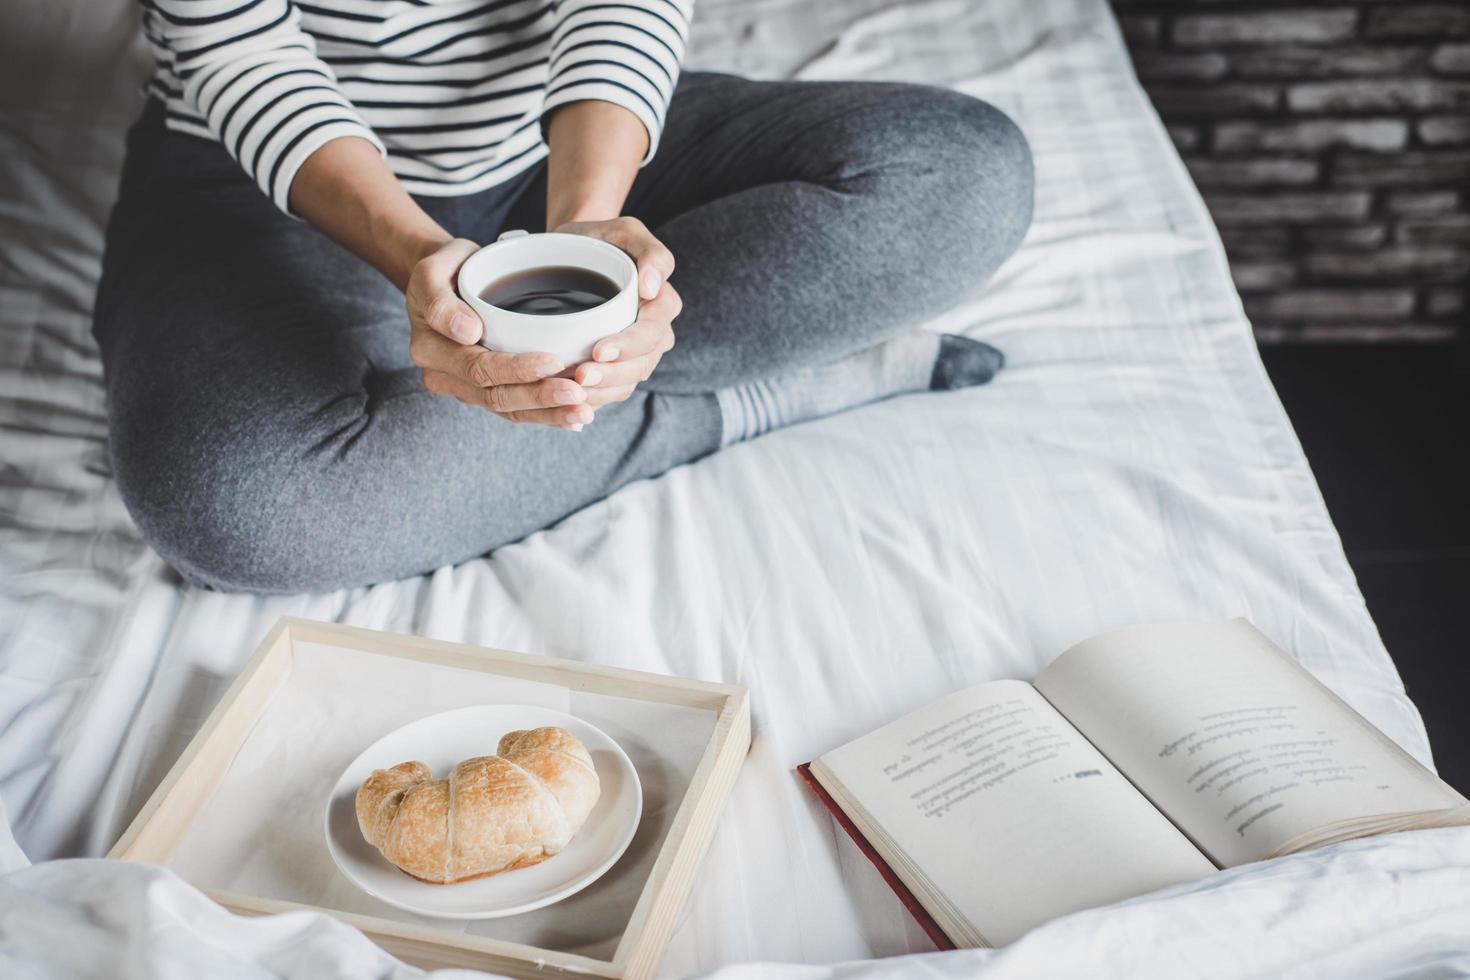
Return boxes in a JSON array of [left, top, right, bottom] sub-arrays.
[[479, 266, 619, 315]]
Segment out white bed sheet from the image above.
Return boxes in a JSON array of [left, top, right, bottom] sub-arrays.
[[2, 0, 1465, 976]]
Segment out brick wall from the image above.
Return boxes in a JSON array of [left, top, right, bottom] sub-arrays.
[[1113, 1, 1469, 343]]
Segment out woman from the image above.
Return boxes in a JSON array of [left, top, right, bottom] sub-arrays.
[[96, 0, 1033, 593]]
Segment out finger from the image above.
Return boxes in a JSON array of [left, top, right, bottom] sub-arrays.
[[502, 404, 597, 429], [422, 369, 587, 413], [478, 378, 588, 414], [635, 244, 675, 300], [412, 330, 563, 386], [584, 383, 637, 408], [429, 294, 482, 345], [591, 315, 672, 366], [592, 285, 680, 365], [580, 352, 662, 390], [601, 219, 675, 299], [413, 243, 485, 344]]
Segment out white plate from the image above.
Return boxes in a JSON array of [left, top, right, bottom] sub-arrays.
[[325, 704, 642, 919]]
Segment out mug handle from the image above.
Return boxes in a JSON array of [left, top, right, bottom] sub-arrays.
[[497, 229, 529, 242]]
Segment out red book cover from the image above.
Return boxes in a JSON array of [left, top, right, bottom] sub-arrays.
[[796, 763, 957, 951]]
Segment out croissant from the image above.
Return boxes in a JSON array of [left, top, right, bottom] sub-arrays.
[[355, 726, 601, 883]]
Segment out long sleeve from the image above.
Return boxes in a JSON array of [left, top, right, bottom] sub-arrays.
[[542, 0, 693, 163], [140, 0, 385, 214]]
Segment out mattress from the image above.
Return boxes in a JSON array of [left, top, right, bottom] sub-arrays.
[[1, 0, 1463, 976]]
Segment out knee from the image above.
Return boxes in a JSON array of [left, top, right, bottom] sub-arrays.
[[936, 92, 1034, 258], [896, 87, 1034, 268], [837, 85, 1035, 278], [110, 408, 328, 594]]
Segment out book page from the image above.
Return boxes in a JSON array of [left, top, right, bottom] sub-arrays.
[[1035, 620, 1465, 868], [815, 681, 1214, 947]]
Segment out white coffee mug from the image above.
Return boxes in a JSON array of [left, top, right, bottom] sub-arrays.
[[456, 230, 639, 367]]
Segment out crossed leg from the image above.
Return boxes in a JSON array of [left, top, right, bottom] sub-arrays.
[[94, 76, 1031, 593]]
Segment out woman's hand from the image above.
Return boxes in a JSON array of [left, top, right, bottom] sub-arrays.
[[288, 110, 678, 428], [290, 141, 590, 427], [553, 216, 679, 410], [406, 238, 597, 429]]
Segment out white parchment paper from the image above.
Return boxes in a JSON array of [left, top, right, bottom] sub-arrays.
[[167, 642, 718, 958]]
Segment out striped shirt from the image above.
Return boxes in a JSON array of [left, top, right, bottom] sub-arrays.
[[140, 0, 692, 214]]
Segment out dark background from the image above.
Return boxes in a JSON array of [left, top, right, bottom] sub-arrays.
[[1112, 0, 1468, 343], [1263, 345, 1469, 795], [1110, 1, 1469, 792]]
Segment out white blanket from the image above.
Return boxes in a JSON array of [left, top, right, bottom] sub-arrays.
[[2, 0, 1466, 976], [4, 827, 1469, 978]]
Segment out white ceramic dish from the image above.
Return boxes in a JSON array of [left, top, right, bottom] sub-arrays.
[[324, 704, 642, 919], [456, 230, 638, 366]]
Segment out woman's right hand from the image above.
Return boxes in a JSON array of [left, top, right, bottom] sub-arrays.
[[405, 238, 596, 430]]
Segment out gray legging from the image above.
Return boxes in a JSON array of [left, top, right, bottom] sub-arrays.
[[93, 73, 1033, 593]]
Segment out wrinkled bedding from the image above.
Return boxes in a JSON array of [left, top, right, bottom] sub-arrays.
[[3, 0, 1467, 976]]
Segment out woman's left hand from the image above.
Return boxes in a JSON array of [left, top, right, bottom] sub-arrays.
[[553, 216, 679, 409]]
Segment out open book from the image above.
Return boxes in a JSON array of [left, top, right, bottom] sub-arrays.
[[800, 620, 1469, 948]]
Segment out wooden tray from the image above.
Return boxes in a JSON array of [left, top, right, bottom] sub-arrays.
[[108, 617, 751, 979]]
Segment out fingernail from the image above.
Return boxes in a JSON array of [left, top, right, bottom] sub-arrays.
[[567, 423, 585, 432], [581, 367, 603, 386], [537, 359, 564, 379], [554, 387, 585, 406], [450, 313, 479, 344], [570, 406, 594, 424], [642, 269, 660, 296], [596, 345, 620, 363]]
